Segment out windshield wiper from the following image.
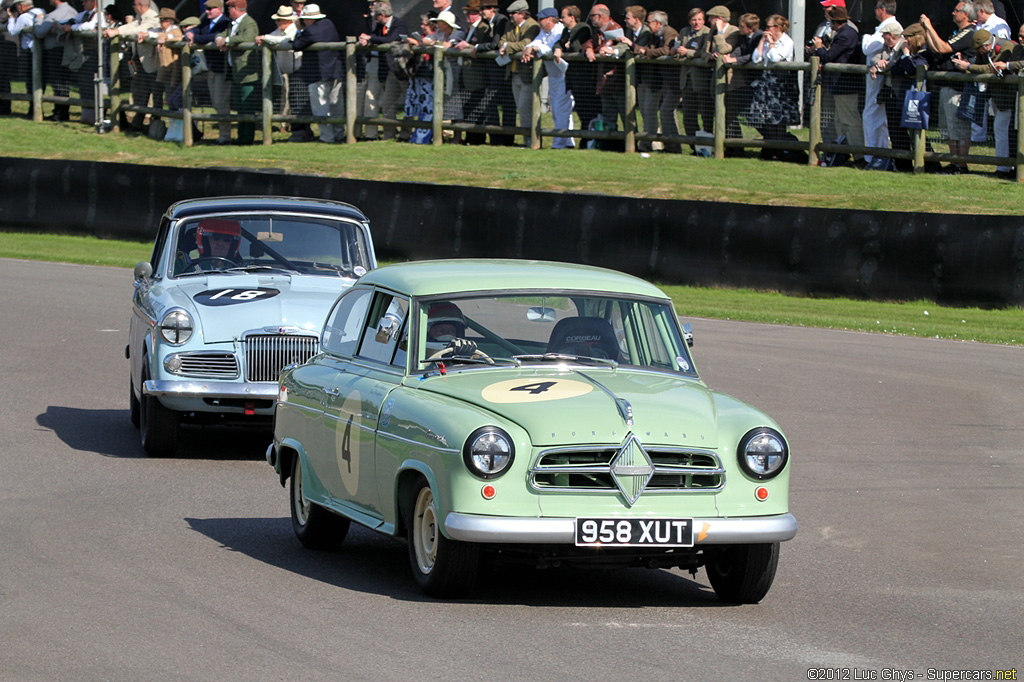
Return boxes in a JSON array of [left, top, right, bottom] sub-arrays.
[[511, 353, 618, 368]]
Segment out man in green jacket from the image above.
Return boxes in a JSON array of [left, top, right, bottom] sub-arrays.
[[216, 0, 259, 144]]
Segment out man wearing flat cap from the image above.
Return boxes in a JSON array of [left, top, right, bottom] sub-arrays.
[[452, 0, 493, 144], [358, 2, 408, 140], [861, 1, 899, 163], [704, 5, 742, 147], [954, 27, 1018, 177], [186, 0, 232, 143], [497, 0, 538, 137]]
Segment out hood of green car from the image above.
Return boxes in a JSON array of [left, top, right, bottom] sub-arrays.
[[416, 367, 719, 448]]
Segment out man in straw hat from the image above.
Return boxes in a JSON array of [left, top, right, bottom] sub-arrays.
[[257, 5, 301, 133], [293, 2, 344, 142]]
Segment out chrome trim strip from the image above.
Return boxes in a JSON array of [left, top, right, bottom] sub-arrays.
[[376, 430, 461, 454], [529, 445, 726, 494], [143, 379, 277, 399], [444, 512, 798, 545]]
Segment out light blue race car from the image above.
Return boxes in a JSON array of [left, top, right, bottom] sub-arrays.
[[128, 196, 376, 457]]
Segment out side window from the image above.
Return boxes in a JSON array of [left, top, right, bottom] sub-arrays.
[[357, 293, 409, 365], [322, 288, 372, 356]]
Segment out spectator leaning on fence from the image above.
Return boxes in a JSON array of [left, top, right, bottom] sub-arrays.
[[921, 2, 976, 175], [674, 7, 711, 152], [148, 8, 183, 126], [104, 0, 159, 132], [954, 29, 1017, 178], [633, 10, 680, 153], [185, 0, 232, 145], [8, 0, 46, 119], [747, 14, 799, 151], [453, 0, 491, 145], [59, 0, 99, 120], [522, 6, 573, 148], [587, 4, 624, 138], [358, 2, 406, 141], [214, 0, 258, 145], [868, 21, 911, 169], [722, 13, 761, 156], [703, 6, 741, 147], [35, 0, 77, 121], [813, 5, 866, 165], [862, 1, 899, 164], [256, 6, 301, 134], [615, 5, 655, 151], [293, 2, 343, 143], [471, 0, 513, 145], [497, 0, 538, 138], [552, 5, 596, 139], [984, 23, 1024, 177]]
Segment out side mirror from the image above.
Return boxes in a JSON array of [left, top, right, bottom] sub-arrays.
[[375, 315, 400, 343], [134, 262, 153, 281], [682, 322, 693, 347]]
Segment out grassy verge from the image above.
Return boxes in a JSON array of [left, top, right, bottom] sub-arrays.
[[3, 116, 1024, 214], [3, 231, 1021, 345]]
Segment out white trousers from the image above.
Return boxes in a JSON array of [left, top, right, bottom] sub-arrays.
[[545, 69, 574, 149], [309, 78, 344, 142], [862, 74, 888, 163], [994, 107, 1012, 172]]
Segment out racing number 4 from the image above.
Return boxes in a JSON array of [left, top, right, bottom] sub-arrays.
[[510, 381, 557, 395]]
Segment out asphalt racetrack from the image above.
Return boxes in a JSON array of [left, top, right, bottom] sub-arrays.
[[1, 258, 1021, 681]]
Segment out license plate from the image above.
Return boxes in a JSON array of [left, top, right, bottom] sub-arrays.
[[575, 518, 694, 547]]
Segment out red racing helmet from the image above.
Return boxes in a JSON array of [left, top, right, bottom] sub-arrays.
[[196, 218, 242, 256]]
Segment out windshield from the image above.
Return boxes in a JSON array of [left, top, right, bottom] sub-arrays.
[[417, 294, 696, 376], [170, 214, 372, 278]]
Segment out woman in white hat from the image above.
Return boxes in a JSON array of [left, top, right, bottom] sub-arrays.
[[404, 10, 463, 143]]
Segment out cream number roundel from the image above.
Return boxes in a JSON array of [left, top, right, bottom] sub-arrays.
[[481, 379, 593, 404]]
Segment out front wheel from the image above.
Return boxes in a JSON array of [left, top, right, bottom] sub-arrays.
[[705, 542, 780, 604], [139, 365, 178, 457], [406, 476, 479, 598], [290, 455, 350, 550]]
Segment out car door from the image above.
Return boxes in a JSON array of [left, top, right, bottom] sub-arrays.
[[313, 289, 409, 523], [129, 216, 172, 389]]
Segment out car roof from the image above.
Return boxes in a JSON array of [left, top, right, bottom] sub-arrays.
[[166, 196, 369, 222], [358, 259, 670, 300]]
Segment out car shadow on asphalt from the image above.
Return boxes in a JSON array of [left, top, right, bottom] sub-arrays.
[[36, 406, 268, 460], [185, 516, 725, 607]]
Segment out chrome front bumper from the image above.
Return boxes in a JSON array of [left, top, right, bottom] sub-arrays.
[[143, 380, 278, 400], [444, 512, 798, 545]]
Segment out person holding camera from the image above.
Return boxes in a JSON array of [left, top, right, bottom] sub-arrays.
[[103, 0, 159, 131]]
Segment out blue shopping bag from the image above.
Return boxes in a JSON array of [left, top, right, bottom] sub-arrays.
[[901, 89, 930, 129]]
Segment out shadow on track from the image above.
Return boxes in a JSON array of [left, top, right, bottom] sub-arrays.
[[185, 516, 723, 607], [36, 405, 269, 460]]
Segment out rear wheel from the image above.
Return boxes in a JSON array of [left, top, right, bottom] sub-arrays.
[[139, 364, 178, 457], [290, 455, 350, 550], [705, 542, 780, 604], [406, 476, 479, 598]]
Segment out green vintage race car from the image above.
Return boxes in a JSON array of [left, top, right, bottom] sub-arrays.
[[267, 259, 796, 602]]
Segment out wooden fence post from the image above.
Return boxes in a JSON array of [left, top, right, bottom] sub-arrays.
[[262, 43, 274, 145], [346, 37, 357, 144], [182, 43, 193, 147], [808, 57, 821, 166], [624, 50, 636, 154], [912, 64, 927, 174], [433, 45, 444, 146], [713, 55, 725, 158], [531, 58, 542, 149]]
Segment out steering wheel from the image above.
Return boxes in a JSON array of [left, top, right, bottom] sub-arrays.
[[190, 256, 236, 271], [427, 339, 493, 364]]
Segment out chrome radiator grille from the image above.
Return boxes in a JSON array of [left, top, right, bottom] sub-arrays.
[[177, 353, 239, 378], [531, 447, 724, 493], [244, 334, 319, 382]]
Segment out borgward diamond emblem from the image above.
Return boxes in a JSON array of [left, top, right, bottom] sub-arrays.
[[610, 433, 654, 506]]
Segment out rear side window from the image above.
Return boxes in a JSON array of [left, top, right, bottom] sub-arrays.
[[357, 293, 409, 366], [322, 288, 372, 357]]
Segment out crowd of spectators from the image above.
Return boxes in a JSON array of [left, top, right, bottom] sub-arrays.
[[3, 0, 1024, 176]]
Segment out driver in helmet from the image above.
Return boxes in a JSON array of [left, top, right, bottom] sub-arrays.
[[424, 301, 470, 356], [194, 218, 242, 269]]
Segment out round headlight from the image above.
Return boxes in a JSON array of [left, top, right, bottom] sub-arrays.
[[737, 428, 788, 480], [159, 309, 193, 345], [463, 427, 515, 480]]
